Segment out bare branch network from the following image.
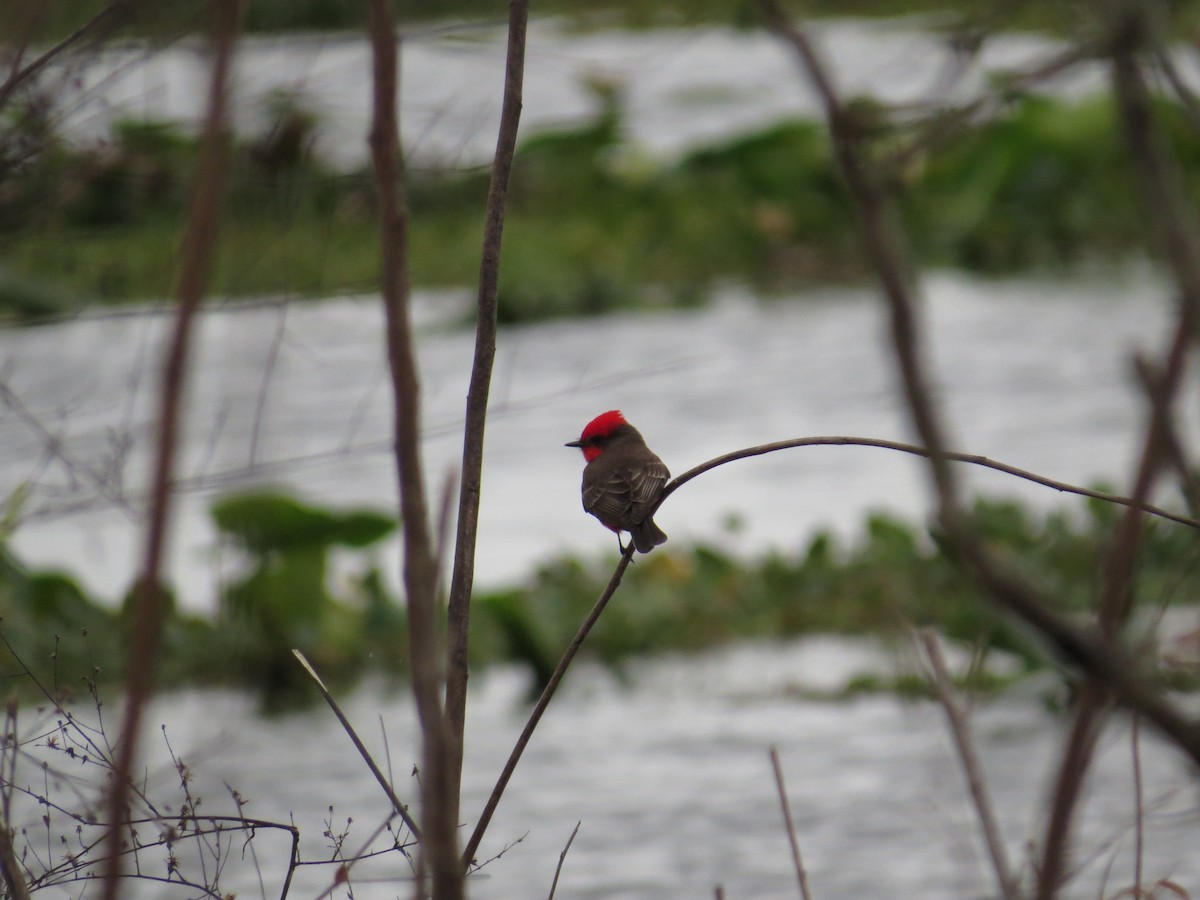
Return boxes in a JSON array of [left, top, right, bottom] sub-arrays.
[[5, 1, 1200, 899]]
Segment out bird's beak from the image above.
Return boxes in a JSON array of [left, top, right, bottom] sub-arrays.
[[564, 439, 582, 448]]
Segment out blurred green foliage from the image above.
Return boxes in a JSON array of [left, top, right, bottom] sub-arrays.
[[472, 495, 1200, 693], [3, 491, 1199, 708], [4, 91, 1199, 322], [211, 491, 403, 708], [0, 490, 404, 710]]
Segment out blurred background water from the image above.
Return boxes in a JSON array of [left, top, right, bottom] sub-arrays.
[[2, 268, 1192, 610]]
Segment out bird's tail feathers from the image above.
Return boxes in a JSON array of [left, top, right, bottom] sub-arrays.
[[631, 518, 668, 554]]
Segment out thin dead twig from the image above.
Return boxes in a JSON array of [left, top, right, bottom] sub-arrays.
[[98, 4, 241, 899], [1111, 12, 1200, 329], [1039, 9, 1200, 891], [293, 650, 421, 840], [918, 631, 1018, 900], [0, 0, 131, 113], [1038, 313, 1190, 898], [769, 746, 814, 900], [0, 819, 31, 900], [757, 0, 1200, 769], [546, 821, 581, 900]]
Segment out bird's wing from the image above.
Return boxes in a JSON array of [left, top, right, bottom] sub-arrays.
[[582, 469, 634, 522], [628, 459, 669, 518]]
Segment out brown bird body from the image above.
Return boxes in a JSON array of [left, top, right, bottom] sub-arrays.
[[566, 410, 669, 553]]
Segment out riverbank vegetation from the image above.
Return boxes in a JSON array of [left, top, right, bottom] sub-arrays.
[[29, 0, 1200, 40], [3, 90, 1197, 322], [3, 489, 1197, 708]]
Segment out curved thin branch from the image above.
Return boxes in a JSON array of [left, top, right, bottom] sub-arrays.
[[461, 545, 636, 868], [657, 435, 1200, 530]]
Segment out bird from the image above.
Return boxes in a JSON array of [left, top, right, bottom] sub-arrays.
[[565, 410, 670, 553]]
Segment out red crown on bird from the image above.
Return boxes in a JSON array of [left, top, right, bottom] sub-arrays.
[[578, 409, 627, 442]]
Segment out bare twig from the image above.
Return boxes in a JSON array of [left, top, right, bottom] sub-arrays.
[[98, 4, 240, 899], [365, 1, 459, 895], [0, 819, 31, 900], [0, 0, 132, 113], [1110, 11, 1200, 329], [293, 650, 422, 839], [1038, 313, 1190, 897], [756, 0, 1200, 772], [1038, 8, 1200, 890], [444, 1, 531, 831], [658, 436, 1200, 531], [918, 631, 1018, 900], [462, 545, 636, 868], [546, 821, 581, 900], [769, 746, 814, 900], [1131, 713, 1145, 895]]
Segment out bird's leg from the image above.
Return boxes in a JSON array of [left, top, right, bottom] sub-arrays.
[[616, 533, 627, 554]]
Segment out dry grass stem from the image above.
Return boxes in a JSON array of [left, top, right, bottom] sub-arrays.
[[769, 746, 814, 900], [918, 631, 1018, 900], [546, 821, 581, 900], [293, 650, 422, 839]]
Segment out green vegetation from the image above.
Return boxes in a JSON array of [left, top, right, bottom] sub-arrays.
[[3, 90, 1198, 322], [3, 489, 1198, 707]]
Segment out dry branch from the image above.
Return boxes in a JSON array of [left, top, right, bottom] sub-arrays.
[[658, 436, 1200, 531], [0, 0, 132, 113], [756, 0, 1200, 769], [366, 0, 460, 895], [98, 3, 240, 898], [546, 821, 581, 900], [293, 650, 421, 839], [918, 631, 1018, 900], [769, 746, 814, 900], [1027, 11, 1200, 896]]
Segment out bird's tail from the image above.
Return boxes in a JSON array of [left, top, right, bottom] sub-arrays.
[[631, 518, 668, 554]]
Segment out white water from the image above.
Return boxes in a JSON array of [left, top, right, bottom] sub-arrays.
[[9, 638, 1199, 899], [2, 268, 1195, 610]]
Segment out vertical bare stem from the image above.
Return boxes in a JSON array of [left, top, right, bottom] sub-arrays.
[[1038, 317, 1188, 897], [1131, 714, 1145, 894], [0, 820, 30, 900], [365, 2, 459, 896], [1110, 9, 1200, 327], [444, 0, 530, 835], [1039, 7, 1200, 890], [919, 631, 1018, 900], [98, 4, 239, 899]]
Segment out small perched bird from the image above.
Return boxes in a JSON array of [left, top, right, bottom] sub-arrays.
[[566, 410, 670, 553]]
